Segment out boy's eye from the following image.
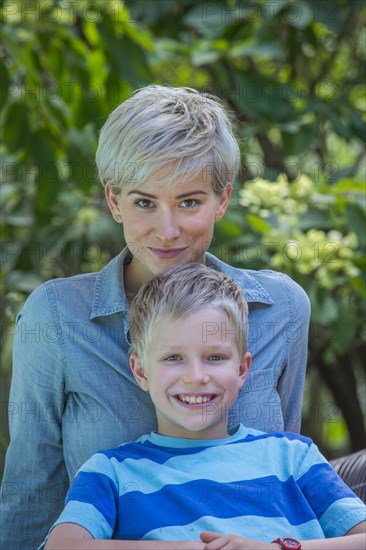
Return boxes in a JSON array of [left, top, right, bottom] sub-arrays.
[[180, 199, 199, 208], [208, 355, 224, 361], [163, 354, 182, 362], [134, 199, 153, 208]]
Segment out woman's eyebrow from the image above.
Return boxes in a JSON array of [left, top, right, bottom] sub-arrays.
[[176, 190, 208, 199], [127, 190, 157, 198], [127, 190, 208, 199]]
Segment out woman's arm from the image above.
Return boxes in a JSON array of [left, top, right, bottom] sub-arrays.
[[45, 524, 205, 549], [0, 285, 68, 549], [200, 521, 366, 549], [277, 275, 311, 432]]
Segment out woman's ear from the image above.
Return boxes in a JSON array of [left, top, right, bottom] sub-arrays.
[[215, 182, 233, 221], [130, 354, 149, 392], [104, 182, 122, 222]]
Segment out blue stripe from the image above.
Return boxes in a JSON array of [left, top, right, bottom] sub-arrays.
[[237, 431, 312, 446], [101, 440, 211, 464], [298, 463, 359, 518], [99, 431, 311, 466], [100, 438, 254, 466], [115, 476, 318, 539], [66, 471, 118, 531]]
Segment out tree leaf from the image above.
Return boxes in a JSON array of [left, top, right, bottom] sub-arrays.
[[246, 214, 271, 234], [2, 100, 30, 152], [230, 42, 285, 60], [345, 203, 366, 248]]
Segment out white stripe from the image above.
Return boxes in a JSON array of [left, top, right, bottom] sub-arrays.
[[103, 437, 322, 496], [53, 500, 113, 540], [320, 497, 366, 537]]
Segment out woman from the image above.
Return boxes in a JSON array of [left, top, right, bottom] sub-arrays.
[[1, 85, 310, 549]]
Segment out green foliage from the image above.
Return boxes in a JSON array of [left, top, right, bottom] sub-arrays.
[[217, 172, 365, 457], [1, 0, 365, 461], [234, 174, 365, 351]]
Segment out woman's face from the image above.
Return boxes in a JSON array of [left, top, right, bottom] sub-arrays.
[[105, 170, 232, 290]]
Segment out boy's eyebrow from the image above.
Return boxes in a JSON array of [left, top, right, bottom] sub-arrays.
[[158, 342, 234, 351], [127, 190, 209, 199]]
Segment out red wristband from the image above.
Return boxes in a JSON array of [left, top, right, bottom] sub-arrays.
[[272, 538, 302, 550]]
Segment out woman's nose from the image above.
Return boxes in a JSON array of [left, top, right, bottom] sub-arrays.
[[155, 211, 180, 242]]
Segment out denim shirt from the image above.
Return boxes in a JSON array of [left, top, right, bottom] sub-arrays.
[[1, 249, 310, 549]]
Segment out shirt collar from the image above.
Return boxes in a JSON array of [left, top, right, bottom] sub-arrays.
[[90, 248, 274, 319], [144, 424, 252, 448], [90, 248, 131, 319], [206, 252, 274, 305]]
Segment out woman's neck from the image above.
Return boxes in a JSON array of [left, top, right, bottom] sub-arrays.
[[123, 260, 151, 302]]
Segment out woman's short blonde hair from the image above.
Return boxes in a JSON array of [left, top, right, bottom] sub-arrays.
[[95, 85, 240, 195], [128, 263, 248, 368]]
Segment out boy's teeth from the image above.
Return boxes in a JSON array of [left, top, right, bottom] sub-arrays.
[[179, 395, 212, 404]]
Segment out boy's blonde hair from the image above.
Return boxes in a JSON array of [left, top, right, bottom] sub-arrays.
[[128, 264, 248, 368], [95, 85, 240, 195]]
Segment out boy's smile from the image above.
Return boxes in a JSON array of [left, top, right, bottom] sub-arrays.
[[130, 307, 251, 440], [175, 393, 216, 405]]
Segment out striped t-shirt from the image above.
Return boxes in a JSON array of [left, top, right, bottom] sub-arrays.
[[52, 424, 365, 541]]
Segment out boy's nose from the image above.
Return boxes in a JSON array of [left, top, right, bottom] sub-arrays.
[[155, 211, 180, 242], [183, 361, 210, 385]]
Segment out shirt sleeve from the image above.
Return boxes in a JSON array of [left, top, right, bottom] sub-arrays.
[[277, 274, 311, 432], [50, 453, 119, 541], [296, 441, 366, 537], [0, 284, 68, 550]]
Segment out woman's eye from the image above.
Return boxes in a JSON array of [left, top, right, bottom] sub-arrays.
[[180, 199, 199, 208], [135, 199, 153, 208]]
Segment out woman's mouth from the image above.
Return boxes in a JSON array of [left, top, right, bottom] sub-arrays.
[[149, 247, 188, 259]]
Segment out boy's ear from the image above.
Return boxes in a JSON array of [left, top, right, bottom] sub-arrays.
[[130, 354, 149, 392], [238, 352, 252, 388]]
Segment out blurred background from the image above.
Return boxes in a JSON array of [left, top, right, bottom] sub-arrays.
[[1, 0, 365, 473]]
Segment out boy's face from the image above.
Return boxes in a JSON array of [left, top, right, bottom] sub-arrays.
[[130, 307, 251, 440]]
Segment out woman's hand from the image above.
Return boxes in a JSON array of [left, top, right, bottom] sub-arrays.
[[200, 531, 272, 549]]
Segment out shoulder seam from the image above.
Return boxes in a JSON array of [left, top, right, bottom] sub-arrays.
[[43, 283, 68, 388]]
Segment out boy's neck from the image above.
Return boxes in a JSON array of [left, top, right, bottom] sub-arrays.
[[155, 424, 231, 440]]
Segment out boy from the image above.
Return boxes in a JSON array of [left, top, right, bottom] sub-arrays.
[[45, 264, 365, 549]]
